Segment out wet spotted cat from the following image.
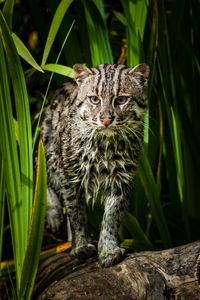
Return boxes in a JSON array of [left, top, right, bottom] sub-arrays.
[[41, 63, 149, 267]]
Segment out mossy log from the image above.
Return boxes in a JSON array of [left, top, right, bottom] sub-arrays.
[[33, 241, 200, 300]]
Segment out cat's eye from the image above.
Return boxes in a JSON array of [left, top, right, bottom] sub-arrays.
[[114, 96, 129, 106], [89, 96, 101, 105]]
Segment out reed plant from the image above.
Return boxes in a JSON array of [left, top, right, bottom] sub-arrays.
[[0, 9, 47, 300], [0, 0, 73, 298], [0, 0, 200, 298]]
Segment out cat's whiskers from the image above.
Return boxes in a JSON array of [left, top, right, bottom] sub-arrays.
[[123, 125, 143, 147], [126, 119, 154, 136], [119, 128, 133, 150]]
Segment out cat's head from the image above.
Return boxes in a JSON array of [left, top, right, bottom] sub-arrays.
[[73, 63, 149, 134]]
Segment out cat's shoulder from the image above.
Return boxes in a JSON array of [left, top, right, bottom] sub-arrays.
[[41, 81, 77, 141], [50, 81, 77, 108]]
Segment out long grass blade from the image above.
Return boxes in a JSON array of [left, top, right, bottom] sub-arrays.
[[33, 20, 75, 151], [138, 153, 172, 248], [41, 0, 73, 66], [157, 0, 193, 241], [0, 11, 33, 241], [19, 139, 47, 300], [83, 0, 113, 65], [122, 211, 152, 247], [0, 33, 23, 293], [2, 0, 14, 29], [122, 0, 150, 149], [113, 11, 127, 26], [122, 0, 149, 67], [0, 155, 5, 265], [171, 108, 184, 202]]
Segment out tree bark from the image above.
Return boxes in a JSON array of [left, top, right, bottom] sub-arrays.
[[33, 241, 200, 300]]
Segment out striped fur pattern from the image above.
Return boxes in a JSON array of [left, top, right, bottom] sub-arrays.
[[41, 63, 149, 267]]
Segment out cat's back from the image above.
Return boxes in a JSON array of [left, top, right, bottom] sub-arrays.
[[41, 81, 77, 146]]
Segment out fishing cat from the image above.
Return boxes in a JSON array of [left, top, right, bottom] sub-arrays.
[[41, 63, 149, 267]]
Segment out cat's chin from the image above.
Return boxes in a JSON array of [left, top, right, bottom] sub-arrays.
[[98, 127, 116, 136]]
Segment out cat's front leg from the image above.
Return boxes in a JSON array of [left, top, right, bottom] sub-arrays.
[[98, 189, 128, 268], [46, 186, 64, 234], [63, 192, 96, 260]]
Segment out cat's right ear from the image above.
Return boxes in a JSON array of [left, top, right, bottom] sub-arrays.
[[128, 63, 150, 87], [73, 64, 93, 86]]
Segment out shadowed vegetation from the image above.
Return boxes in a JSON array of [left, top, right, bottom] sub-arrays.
[[0, 0, 200, 298]]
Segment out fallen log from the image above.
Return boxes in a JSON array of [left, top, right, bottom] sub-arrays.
[[33, 241, 200, 299]]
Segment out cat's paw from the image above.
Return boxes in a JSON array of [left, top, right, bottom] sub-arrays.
[[70, 243, 96, 259], [99, 247, 126, 268]]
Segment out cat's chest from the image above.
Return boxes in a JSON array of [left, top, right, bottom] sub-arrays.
[[79, 137, 136, 198]]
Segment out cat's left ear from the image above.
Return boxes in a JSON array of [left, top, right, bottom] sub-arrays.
[[128, 63, 150, 86], [73, 64, 93, 86]]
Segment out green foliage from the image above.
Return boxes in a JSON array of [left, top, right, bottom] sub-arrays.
[[42, 64, 74, 78], [122, 0, 149, 66], [19, 139, 47, 299], [2, 0, 14, 29], [12, 33, 44, 72], [158, 0, 200, 241], [0, 0, 200, 297], [0, 11, 32, 291], [32, 20, 75, 150], [41, 0, 74, 66], [0, 0, 70, 297], [82, 0, 113, 65], [138, 154, 172, 248], [121, 211, 153, 250], [0, 156, 5, 265], [0, 4, 47, 298]]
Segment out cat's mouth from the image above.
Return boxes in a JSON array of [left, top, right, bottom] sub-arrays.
[[101, 128, 114, 134], [97, 126, 118, 136]]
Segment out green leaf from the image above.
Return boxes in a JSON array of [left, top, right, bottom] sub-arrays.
[[2, 0, 15, 29], [171, 107, 184, 202], [122, 0, 149, 66], [0, 10, 33, 239], [33, 20, 75, 151], [138, 154, 172, 248], [42, 64, 74, 78], [12, 33, 44, 73], [0, 155, 5, 265], [122, 211, 152, 247], [83, 0, 113, 65], [0, 33, 22, 292], [0, 11, 34, 293], [122, 0, 150, 153], [41, 0, 73, 66], [113, 11, 127, 26], [13, 118, 19, 144], [121, 239, 155, 252], [19, 139, 47, 300], [24, 68, 36, 80]]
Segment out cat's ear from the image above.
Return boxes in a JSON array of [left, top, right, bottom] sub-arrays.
[[73, 64, 93, 86], [128, 63, 150, 86]]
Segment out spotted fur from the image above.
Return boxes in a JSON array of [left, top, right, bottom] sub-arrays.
[[41, 63, 149, 267]]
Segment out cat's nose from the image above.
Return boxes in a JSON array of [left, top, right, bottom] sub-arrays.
[[100, 116, 114, 126]]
